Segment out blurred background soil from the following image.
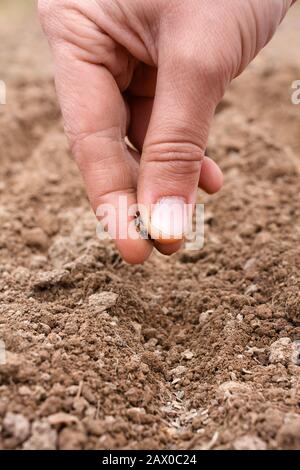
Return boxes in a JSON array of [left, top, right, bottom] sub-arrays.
[[0, 0, 299, 450]]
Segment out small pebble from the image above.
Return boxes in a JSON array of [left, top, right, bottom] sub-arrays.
[[3, 412, 30, 443], [23, 227, 49, 251], [88, 291, 118, 313], [23, 420, 57, 450], [181, 350, 194, 360]]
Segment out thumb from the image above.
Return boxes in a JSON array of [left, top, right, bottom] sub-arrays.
[[138, 52, 222, 245]]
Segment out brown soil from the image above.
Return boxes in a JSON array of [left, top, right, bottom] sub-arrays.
[[0, 2, 300, 451]]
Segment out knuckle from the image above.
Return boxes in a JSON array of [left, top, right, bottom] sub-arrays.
[[199, 50, 229, 99], [69, 127, 123, 168], [143, 142, 203, 179], [200, 51, 222, 81], [160, 159, 201, 182], [173, 46, 199, 72], [38, 0, 50, 20], [171, 38, 219, 76], [144, 141, 204, 163], [38, 0, 56, 23], [38, 0, 67, 36], [171, 38, 229, 98]]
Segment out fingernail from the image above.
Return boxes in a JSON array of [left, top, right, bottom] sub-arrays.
[[150, 197, 189, 243]]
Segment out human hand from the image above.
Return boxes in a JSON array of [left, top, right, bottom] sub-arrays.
[[39, 0, 294, 263]]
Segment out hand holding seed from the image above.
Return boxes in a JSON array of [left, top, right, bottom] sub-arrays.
[[39, 0, 295, 263]]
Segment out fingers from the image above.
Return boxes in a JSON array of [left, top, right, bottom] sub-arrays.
[[199, 157, 224, 194], [136, 54, 220, 247], [49, 47, 152, 264], [128, 96, 223, 194]]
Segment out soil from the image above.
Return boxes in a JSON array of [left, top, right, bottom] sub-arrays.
[[0, 1, 300, 451]]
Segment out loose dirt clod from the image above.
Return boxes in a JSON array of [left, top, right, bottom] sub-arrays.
[[277, 417, 300, 450], [32, 269, 71, 289], [269, 338, 292, 365], [22, 421, 57, 450], [181, 350, 194, 360], [47, 413, 79, 427], [23, 227, 49, 251], [88, 291, 118, 313], [3, 413, 30, 444], [233, 435, 267, 451]]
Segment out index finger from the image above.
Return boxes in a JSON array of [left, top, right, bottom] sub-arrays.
[[50, 45, 153, 263]]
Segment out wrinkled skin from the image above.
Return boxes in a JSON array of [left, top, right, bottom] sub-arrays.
[[39, 0, 295, 263]]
